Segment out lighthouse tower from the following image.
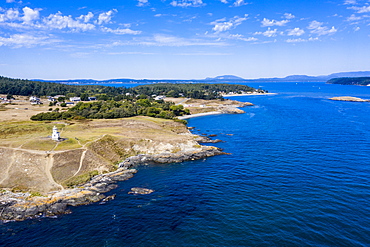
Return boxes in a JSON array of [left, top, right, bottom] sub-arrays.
[[52, 126, 60, 141]]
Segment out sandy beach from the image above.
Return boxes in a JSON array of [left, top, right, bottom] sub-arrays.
[[177, 111, 222, 119]]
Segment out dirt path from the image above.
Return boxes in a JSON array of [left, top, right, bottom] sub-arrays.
[[46, 154, 64, 190], [0, 151, 16, 185], [71, 134, 106, 178]]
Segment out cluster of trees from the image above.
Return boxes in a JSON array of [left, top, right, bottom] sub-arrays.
[[30, 99, 189, 121], [0, 76, 128, 98], [327, 77, 370, 86], [1, 75, 261, 122], [131, 83, 257, 99]]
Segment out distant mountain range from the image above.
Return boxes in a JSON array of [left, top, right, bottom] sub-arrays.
[[34, 71, 370, 84]]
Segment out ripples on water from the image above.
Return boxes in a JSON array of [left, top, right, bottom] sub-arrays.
[[1, 82, 370, 246]]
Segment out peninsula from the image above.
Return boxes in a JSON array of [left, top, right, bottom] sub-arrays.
[[0, 76, 261, 221]]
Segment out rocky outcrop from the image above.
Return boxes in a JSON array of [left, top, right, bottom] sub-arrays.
[[0, 117, 226, 222], [118, 146, 224, 168], [329, 96, 369, 102], [128, 188, 154, 195], [0, 168, 136, 221], [0, 144, 225, 222], [194, 136, 222, 143]]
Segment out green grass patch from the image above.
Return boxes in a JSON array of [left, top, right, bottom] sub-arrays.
[[0, 121, 65, 139], [27, 191, 45, 199], [54, 138, 82, 151], [21, 139, 56, 151], [62, 170, 99, 188]]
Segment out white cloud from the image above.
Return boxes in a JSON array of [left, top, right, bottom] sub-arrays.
[[211, 15, 248, 33], [286, 37, 318, 43], [286, 38, 305, 43], [229, 34, 257, 41], [170, 0, 205, 7], [254, 28, 278, 37], [6, 0, 15, 3], [233, 0, 248, 7], [6, 8, 20, 21], [0, 7, 141, 36], [261, 18, 289, 27], [78, 12, 94, 23], [308, 20, 337, 36], [102, 27, 141, 35], [354, 26, 360, 31], [139, 34, 226, 46], [351, 6, 370, 13], [43, 12, 95, 31], [108, 51, 156, 55], [287, 27, 305, 36], [137, 0, 149, 7], [347, 14, 362, 21], [344, 0, 357, 5], [284, 13, 295, 19], [308, 37, 319, 41], [22, 7, 40, 24], [220, 0, 228, 3], [0, 33, 58, 48], [96, 9, 117, 25]]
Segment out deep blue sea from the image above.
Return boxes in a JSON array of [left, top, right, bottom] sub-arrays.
[[1, 82, 370, 246]]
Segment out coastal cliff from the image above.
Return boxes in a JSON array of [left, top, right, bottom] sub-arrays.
[[0, 117, 224, 221]]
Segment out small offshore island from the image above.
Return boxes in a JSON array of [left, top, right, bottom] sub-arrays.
[[329, 96, 370, 102], [0, 76, 267, 221]]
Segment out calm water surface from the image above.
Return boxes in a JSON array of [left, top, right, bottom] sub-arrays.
[[1, 82, 370, 246]]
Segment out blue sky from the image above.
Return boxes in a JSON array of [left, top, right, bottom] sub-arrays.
[[0, 0, 369, 79]]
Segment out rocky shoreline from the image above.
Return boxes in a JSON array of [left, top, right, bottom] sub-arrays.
[[0, 146, 224, 222]]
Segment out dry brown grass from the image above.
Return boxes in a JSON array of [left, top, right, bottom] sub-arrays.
[[0, 95, 73, 122], [0, 116, 190, 151]]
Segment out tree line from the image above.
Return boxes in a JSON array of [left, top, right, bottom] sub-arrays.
[[0, 76, 261, 101], [30, 99, 189, 121], [1, 75, 262, 122], [131, 83, 258, 99], [0, 76, 128, 98]]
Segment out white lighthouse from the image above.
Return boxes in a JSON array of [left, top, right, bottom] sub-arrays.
[[52, 126, 60, 141]]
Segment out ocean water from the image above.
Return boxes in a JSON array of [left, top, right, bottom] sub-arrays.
[[1, 82, 370, 246]]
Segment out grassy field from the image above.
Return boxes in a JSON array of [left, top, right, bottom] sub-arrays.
[[0, 116, 190, 151]]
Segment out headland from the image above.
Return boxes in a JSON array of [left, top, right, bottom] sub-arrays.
[[0, 96, 249, 222]]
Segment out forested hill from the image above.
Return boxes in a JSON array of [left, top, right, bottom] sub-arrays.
[[0, 76, 263, 100], [0, 76, 127, 97], [327, 77, 370, 86]]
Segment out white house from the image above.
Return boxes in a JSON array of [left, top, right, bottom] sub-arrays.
[[154, 95, 166, 101], [69, 97, 81, 102], [52, 126, 60, 141]]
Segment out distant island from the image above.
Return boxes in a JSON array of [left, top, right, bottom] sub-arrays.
[[326, 77, 370, 86], [30, 71, 370, 84]]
